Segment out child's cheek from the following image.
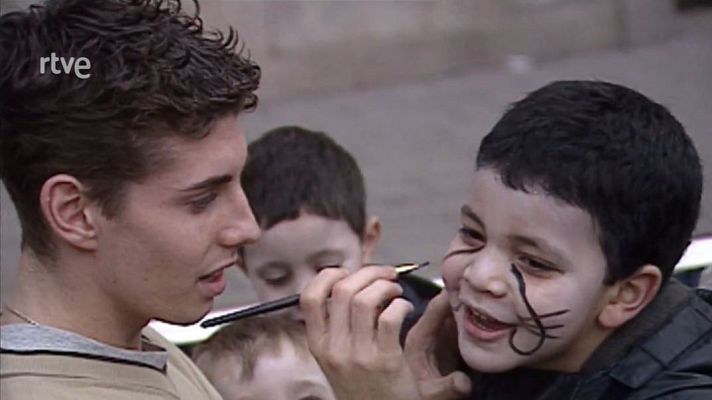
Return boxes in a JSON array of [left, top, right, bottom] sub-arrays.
[[441, 260, 464, 293]]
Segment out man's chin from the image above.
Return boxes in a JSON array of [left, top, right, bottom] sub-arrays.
[[155, 306, 212, 326]]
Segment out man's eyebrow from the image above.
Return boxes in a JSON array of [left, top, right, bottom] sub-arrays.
[[461, 204, 484, 226], [180, 174, 233, 192]]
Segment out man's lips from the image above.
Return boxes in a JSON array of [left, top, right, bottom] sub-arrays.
[[197, 261, 234, 298], [200, 260, 236, 281]]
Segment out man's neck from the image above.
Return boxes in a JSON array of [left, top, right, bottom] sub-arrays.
[[3, 250, 148, 350]]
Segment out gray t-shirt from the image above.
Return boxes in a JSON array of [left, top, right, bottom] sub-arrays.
[[0, 323, 168, 370]]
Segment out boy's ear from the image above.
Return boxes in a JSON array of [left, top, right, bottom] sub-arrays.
[[40, 174, 101, 251], [361, 216, 381, 264], [597, 264, 662, 329]]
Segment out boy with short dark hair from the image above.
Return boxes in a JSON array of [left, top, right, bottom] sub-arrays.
[[193, 316, 336, 400], [299, 80, 712, 400], [239, 126, 439, 339]]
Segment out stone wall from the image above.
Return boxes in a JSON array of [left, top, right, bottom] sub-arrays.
[[197, 0, 683, 99], [2, 0, 688, 99]]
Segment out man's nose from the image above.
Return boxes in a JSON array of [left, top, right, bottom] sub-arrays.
[[219, 187, 261, 248]]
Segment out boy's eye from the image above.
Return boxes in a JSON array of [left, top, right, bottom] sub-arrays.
[[189, 192, 217, 213], [264, 276, 290, 285], [261, 270, 291, 286], [315, 264, 340, 272], [517, 256, 558, 273], [459, 226, 484, 245]]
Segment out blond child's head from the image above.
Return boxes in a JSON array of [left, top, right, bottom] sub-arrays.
[[193, 316, 336, 400]]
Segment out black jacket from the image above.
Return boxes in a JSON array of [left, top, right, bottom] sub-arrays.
[[470, 280, 712, 399]]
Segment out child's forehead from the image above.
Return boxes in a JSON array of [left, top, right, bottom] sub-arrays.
[[469, 169, 594, 219], [253, 337, 315, 368], [466, 169, 602, 257], [257, 213, 362, 246]]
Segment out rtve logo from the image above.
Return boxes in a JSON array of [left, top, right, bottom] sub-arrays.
[[39, 52, 91, 79]]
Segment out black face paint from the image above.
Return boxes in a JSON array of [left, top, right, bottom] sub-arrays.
[[443, 246, 570, 355], [508, 265, 570, 355]]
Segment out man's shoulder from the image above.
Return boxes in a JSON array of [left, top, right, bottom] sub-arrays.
[[1, 350, 173, 400], [141, 325, 223, 400], [0, 326, 222, 400]]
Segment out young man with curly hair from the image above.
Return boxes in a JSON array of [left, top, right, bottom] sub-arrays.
[[0, 1, 260, 398]]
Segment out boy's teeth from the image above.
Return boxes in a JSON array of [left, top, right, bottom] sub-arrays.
[[471, 308, 512, 331]]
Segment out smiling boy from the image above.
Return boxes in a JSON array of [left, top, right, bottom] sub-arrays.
[[436, 80, 711, 398], [0, 1, 260, 399], [300, 80, 711, 400]]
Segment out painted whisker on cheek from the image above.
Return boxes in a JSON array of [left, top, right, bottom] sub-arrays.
[[519, 309, 570, 321], [521, 323, 564, 330], [521, 325, 561, 339], [508, 265, 570, 356]]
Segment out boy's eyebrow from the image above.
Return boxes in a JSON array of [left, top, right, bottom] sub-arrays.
[[306, 249, 343, 264], [461, 204, 484, 226], [258, 261, 290, 271], [510, 234, 567, 261], [180, 174, 233, 192]]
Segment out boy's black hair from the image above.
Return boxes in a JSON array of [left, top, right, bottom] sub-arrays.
[[241, 126, 366, 237], [477, 80, 702, 283]]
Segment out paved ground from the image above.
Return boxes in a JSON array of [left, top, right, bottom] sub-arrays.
[[2, 33, 711, 308]]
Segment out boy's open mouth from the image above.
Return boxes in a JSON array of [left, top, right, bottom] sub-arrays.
[[467, 306, 516, 332]]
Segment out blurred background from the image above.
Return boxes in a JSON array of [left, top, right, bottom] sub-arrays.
[[2, 0, 711, 308]]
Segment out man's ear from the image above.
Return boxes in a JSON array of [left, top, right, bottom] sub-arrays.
[[39, 174, 101, 251], [597, 264, 662, 329], [361, 216, 381, 264]]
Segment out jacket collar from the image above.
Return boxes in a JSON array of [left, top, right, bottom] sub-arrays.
[[603, 282, 712, 389], [581, 279, 691, 373]]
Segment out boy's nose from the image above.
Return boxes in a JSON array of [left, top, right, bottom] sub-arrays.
[[463, 256, 509, 298]]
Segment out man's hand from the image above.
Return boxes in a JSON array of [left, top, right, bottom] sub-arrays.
[[405, 291, 472, 400], [300, 266, 422, 400]]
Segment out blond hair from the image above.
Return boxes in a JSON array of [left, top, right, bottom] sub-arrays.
[[192, 316, 311, 382]]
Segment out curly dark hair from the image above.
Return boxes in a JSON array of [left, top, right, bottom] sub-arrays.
[[477, 80, 702, 283], [0, 0, 260, 259]]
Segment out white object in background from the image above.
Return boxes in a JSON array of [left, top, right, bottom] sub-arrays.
[[149, 304, 250, 346], [674, 235, 712, 272]]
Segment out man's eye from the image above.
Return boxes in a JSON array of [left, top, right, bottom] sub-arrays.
[[189, 193, 217, 212]]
